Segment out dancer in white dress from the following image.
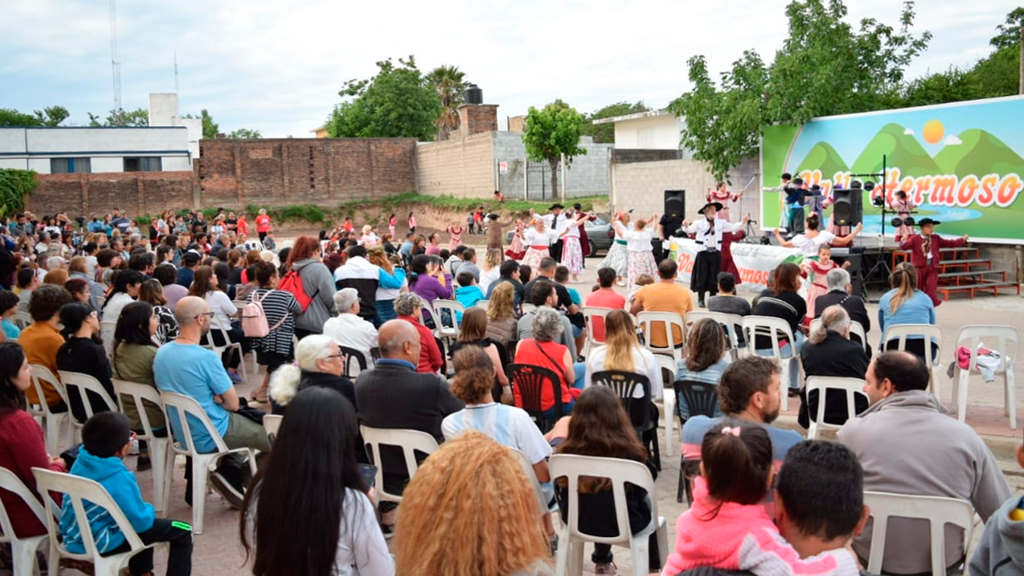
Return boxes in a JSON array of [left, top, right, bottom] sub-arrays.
[[614, 214, 659, 290], [559, 211, 588, 281], [599, 212, 631, 286], [521, 219, 556, 277]]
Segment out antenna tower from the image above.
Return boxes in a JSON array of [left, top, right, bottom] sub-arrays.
[[109, 0, 122, 114]]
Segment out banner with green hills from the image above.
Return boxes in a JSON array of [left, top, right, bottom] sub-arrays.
[[761, 95, 1024, 244]]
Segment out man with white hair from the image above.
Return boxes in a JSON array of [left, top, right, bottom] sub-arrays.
[[813, 267, 870, 349], [154, 296, 270, 507], [797, 305, 869, 429], [322, 287, 379, 357]]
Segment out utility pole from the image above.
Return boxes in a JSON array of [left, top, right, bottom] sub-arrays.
[[1019, 26, 1023, 95]]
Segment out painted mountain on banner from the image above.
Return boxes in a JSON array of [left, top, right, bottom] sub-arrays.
[[850, 123, 939, 177], [934, 128, 1024, 178]]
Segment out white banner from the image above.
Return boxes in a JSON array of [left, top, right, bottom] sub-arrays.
[[668, 238, 700, 284], [730, 243, 804, 290]]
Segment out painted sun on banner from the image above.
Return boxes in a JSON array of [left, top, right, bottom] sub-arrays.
[[760, 95, 1024, 244]]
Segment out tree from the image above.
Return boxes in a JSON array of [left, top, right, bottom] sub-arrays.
[[324, 56, 442, 141], [426, 65, 469, 141], [581, 101, 650, 144], [0, 106, 69, 127], [522, 100, 587, 198], [227, 128, 262, 139], [669, 0, 930, 181], [183, 110, 220, 139], [88, 107, 149, 127], [990, 7, 1024, 49]]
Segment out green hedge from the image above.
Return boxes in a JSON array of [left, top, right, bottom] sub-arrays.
[[0, 169, 38, 219]]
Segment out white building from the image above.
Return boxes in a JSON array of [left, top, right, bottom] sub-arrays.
[[0, 126, 192, 174], [592, 109, 685, 150]]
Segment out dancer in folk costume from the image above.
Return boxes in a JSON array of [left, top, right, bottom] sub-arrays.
[[802, 243, 850, 322], [558, 210, 588, 282], [613, 214, 659, 290], [521, 218, 556, 277], [899, 218, 968, 306], [445, 223, 465, 251], [806, 185, 825, 224], [599, 212, 631, 286], [680, 203, 749, 307], [774, 214, 862, 258], [505, 219, 526, 260], [538, 204, 566, 262], [706, 182, 742, 221], [888, 190, 917, 239], [573, 202, 598, 263], [388, 213, 397, 238]]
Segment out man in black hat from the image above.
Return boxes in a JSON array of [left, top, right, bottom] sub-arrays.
[[542, 204, 565, 262], [680, 203, 750, 307], [899, 218, 968, 306]]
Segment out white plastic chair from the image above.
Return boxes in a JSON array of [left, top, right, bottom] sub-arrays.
[[512, 448, 555, 517], [581, 306, 613, 359], [655, 354, 678, 457], [862, 491, 975, 576], [741, 315, 801, 411], [809, 318, 869, 354], [58, 371, 119, 435], [28, 364, 71, 455], [636, 311, 685, 362], [550, 454, 668, 576], [113, 379, 173, 513], [99, 320, 117, 359], [475, 299, 490, 310], [160, 391, 258, 534], [33, 468, 159, 576], [431, 299, 464, 343], [263, 414, 283, 443], [13, 310, 32, 330], [0, 467, 51, 576], [951, 325, 1018, 429], [359, 426, 438, 504], [204, 316, 247, 379], [804, 376, 868, 440], [685, 310, 741, 360], [882, 324, 944, 401]]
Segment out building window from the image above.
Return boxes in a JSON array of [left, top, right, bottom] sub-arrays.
[[49, 157, 92, 174], [123, 157, 163, 172]]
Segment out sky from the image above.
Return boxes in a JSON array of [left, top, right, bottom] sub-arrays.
[[0, 0, 1018, 138]]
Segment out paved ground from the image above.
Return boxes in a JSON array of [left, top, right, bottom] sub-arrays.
[[29, 254, 1024, 576]]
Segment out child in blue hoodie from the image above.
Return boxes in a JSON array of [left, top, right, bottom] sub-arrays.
[[60, 412, 193, 576], [454, 270, 484, 322]]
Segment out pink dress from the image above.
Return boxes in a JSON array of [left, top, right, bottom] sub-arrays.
[[803, 258, 837, 321], [446, 225, 465, 251], [708, 189, 740, 221], [889, 198, 916, 238], [506, 223, 526, 260], [663, 477, 860, 576]]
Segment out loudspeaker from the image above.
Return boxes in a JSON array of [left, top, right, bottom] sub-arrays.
[[831, 188, 863, 226], [664, 190, 685, 217]]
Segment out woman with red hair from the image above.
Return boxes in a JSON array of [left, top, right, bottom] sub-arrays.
[[284, 236, 337, 339]]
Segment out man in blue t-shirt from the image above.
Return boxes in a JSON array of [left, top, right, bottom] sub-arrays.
[[154, 296, 269, 507]]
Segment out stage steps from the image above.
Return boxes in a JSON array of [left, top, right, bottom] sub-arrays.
[[892, 245, 1020, 301]]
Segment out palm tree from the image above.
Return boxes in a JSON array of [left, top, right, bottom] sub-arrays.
[[427, 65, 468, 141]]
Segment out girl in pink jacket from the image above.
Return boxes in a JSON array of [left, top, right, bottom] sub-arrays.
[[663, 423, 860, 576]]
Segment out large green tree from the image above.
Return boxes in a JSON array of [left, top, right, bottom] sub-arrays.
[[581, 101, 650, 143], [227, 128, 262, 139], [670, 0, 931, 181], [426, 65, 469, 141], [522, 100, 587, 199], [0, 106, 69, 127], [88, 107, 149, 127], [990, 7, 1024, 49], [325, 56, 442, 141]]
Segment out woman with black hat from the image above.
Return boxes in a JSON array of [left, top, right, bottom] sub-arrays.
[[899, 218, 968, 306], [679, 203, 749, 307]]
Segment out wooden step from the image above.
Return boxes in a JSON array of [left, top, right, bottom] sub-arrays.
[[938, 258, 991, 271], [937, 280, 1021, 301], [938, 269, 1008, 280]]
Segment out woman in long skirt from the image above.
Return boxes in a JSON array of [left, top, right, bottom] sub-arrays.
[[614, 215, 659, 290], [559, 212, 587, 282], [888, 190, 916, 239], [599, 212, 630, 286], [521, 219, 554, 277], [505, 219, 526, 260]]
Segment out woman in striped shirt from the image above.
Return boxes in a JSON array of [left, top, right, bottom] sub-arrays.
[[247, 260, 301, 403]]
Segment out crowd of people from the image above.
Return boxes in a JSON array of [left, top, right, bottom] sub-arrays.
[[0, 200, 1018, 576]]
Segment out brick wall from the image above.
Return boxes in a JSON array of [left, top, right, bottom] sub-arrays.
[[415, 133, 495, 197], [28, 172, 194, 218], [458, 105, 499, 137], [198, 138, 417, 207]]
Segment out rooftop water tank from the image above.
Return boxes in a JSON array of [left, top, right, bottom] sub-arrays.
[[465, 84, 483, 105]]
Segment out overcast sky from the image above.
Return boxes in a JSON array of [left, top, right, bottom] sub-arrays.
[[1, 0, 1018, 137]]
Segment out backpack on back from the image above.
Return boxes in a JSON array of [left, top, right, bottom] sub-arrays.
[[241, 291, 285, 337], [278, 270, 314, 313]]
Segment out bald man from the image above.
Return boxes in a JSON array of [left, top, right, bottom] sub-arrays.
[[154, 296, 270, 508]]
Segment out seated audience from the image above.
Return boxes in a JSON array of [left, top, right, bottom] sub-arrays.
[[367, 244, 406, 323], [101, 268, 144, 324], [797, 305, 869, 429], [486, 259, 525, 310], [57, 302, 116, 423], [752, 262, 806, 390], [65, 277, 92, 308], [664, 422, 859, 575], [478, 248, 503, 294], [407, 254, 451, 329], [138, 279, 179, 344], [269, 334, 355, 415], [19, 284, 71, 411], [0, 342, 66, 542], [838, 351, 1011, 575], [707, 271, 751, 316], [454, 271, 485, 320], [323, 287, 380, 358], [517, 281, 578, 360], [190, 264, 249, 381], [554, 386, 659, 574], [394, 431, 549, 576], [970, 435, 1024, 573], [0, 290, 20, 340], [584, 267, 627, 342], [111, 301, 166, 472], [68, 255, 106, 311], [629, 259, 694, 350], [394, 292, 443, 374], [814, 267, 870, 337], [514, 307, 585, 416], [59, 412, 193, 576], [878, 263, 937, 361], [485, 282, 519, 350], [241, 386, 393, 576], [16, 268, 39, 313], [245, 260, 301, 402], [154, 263, 187, 312], [449, 308, 509, 395], [284, 236, 337, 339], [675, 318, 730, 421], [585, 309, 662, 401]]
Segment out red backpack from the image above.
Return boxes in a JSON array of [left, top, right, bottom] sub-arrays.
[[278, 270, 314, 312]]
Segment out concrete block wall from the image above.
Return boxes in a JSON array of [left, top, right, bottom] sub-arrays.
[[494, 134, 612, 200], [28, 172, 194, 217], [415, 133, 495, 198]]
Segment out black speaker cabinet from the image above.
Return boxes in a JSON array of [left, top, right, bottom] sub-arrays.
[[664, 190, 685, 217]]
